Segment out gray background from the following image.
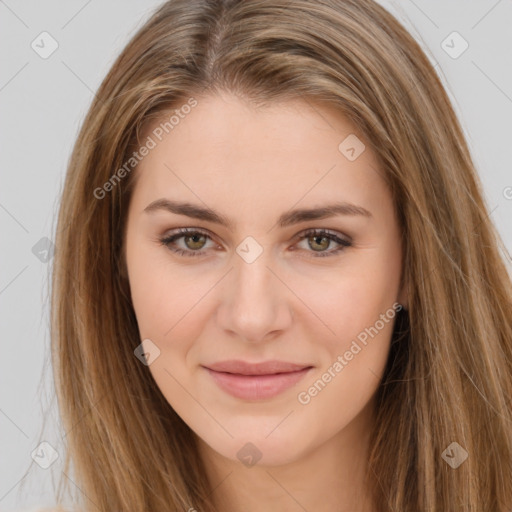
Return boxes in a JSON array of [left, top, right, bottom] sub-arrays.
[[1, 1, 511, 510]]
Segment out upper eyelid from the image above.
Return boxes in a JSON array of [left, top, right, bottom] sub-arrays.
[[163, 226, 350, 241], [162, 227, 351, 249]]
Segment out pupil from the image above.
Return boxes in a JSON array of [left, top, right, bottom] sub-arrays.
[[187, 234, 204, 249], [312, 236, 328, 251]]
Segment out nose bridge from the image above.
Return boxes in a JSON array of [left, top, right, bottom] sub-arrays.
[[235, 249, 274, 300], [217, 244, 292, 341]]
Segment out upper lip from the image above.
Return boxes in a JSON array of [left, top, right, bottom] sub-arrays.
[[204, 360, 312, 376]]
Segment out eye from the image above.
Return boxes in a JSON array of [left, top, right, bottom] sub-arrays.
[[293, 228, 352, 258], [159, 228, 352, 258], [159, 228, 216, 258]]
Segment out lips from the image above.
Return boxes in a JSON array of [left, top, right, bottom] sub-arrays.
[[204, 359, 312, 376], [202, 360, 313, 400]]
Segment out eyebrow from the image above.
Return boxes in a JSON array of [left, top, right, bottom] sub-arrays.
[[144, 198, 372, 229]]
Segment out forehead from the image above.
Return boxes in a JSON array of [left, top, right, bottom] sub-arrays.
[[130, 92, 387, 216]]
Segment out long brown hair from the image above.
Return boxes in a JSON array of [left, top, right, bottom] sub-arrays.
[[48, 0, 512, 510]]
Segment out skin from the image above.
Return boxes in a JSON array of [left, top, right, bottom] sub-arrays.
[[124, 90, 408, 512]]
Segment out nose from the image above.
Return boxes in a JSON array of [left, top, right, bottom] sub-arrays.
[[215, 251, 294, 343]]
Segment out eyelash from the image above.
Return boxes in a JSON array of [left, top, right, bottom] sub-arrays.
[[159, 228, 352, 259]]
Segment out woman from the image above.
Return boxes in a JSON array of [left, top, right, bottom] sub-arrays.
[[49, 0, 512, 510]]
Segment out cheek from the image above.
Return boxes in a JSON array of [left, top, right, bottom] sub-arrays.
[[293, 249, 401, 414], [307, 279, 396, 392], [294, 272, 399, 436], [127, 233, 199, 341], [295, 252, 401, 348], [130, 267, 208, 344]]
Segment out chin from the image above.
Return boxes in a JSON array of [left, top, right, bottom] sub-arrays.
[[199, 425, 313, 468]]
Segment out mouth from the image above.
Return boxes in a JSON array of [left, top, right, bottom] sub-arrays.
[[202, 360, 314, 400]]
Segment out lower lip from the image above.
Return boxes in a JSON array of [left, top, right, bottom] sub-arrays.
[[204, 367, 312, 400]]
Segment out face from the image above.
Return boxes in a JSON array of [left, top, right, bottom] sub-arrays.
[[124, 91, 406, 467]]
